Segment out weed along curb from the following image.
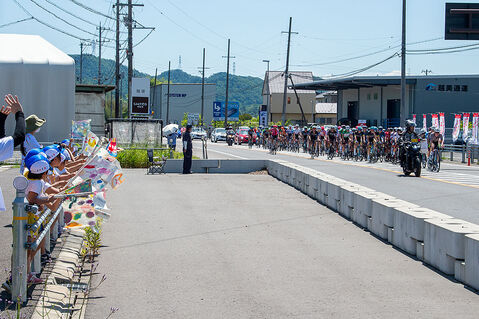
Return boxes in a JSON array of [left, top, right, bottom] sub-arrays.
[[31, 224, 104, 319], [264, 159, 479, 292]]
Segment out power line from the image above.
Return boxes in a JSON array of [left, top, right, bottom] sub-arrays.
[[43, 0, 97, 27], [407, 42, 479, 53], [12, 0, 89, 41], [133, 28, 154, 47], [0, 17, 34, 29], [67, 0, 115, 20], [29, 0, 112, 39]]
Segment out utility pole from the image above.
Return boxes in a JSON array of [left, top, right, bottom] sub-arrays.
[[152, 67, 157, 118], [222, 39, 235, 128], [401, 0, 407, 124], [166, 61, 171, 124], [201, 48, 206, 127], [114, 0, 120, 118], [127, 0, 133, 118], [97, 22, 110, 85], [262, 59, 270, 124], [281, 17, 298, 125], [79, 42, 91, 83]]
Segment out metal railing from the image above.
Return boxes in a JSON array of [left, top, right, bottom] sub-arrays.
[[11, 176, 65, 303], [442, 144, 479, 164]]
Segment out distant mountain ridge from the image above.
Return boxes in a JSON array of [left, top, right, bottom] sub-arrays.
[[70, 54, 263, 115]]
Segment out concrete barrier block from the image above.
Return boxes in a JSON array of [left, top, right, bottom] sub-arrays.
[[424, 219, 479, 275], [416, 242, 424, 260], [352, 191, 384, 228], [392, 207, 452, 255], [370, 197, 408, 240], [464, 234, 479, 290], [455, 260, 466, 283]]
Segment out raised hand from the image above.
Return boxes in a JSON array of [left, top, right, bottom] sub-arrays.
[[4, 94, 23, 114], [0, 104, 11, 115]]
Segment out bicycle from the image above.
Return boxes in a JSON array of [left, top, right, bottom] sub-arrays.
[[428, 147, 441, 172]]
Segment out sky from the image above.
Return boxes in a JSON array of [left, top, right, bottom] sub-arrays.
[[2, 0, 479, 80]]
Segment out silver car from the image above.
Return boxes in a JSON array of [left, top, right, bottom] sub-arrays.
[[191, 127, 207, 139], [211, 128, 226, 142]]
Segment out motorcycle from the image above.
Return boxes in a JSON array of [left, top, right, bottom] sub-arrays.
[[400, 140, 422, 177], [226, 132, 234, 146]]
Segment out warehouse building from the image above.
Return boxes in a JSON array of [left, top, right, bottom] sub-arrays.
[[150, 83, 216, 125], [293, 75, 479, 128], [262, 71, 316, 124]]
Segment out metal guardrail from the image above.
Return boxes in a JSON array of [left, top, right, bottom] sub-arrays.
[[442, 144, 479, 164], [11, 176, 65, 303]]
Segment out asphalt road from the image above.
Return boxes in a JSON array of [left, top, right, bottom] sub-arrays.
[[197, 140, 479, 224], [86, 171, 479, 319]]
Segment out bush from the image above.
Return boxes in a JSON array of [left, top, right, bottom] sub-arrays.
[[117, 149, 184, 168]]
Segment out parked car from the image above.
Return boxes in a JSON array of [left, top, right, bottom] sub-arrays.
[[190, 127, 207, 139], [211, 128, 226, 143], [234, 128, 250, 145]]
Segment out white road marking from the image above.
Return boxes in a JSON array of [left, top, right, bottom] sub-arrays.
[[207, 148, 247, 159]]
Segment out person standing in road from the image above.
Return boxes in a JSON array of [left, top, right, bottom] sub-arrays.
[[183, 124, 193, 174]]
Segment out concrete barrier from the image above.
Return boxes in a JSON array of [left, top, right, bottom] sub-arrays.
[[392, 208, 452, 256], [164, 159, 267, 174], [264, 159, 479, 291], [370, 198, 419, 241], [424, 219, 479, 276], [465, 234, 479, 290]]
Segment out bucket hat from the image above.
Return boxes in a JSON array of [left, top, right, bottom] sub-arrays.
[[25, 115, 46, 134]]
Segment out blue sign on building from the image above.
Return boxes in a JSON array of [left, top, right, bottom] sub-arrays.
[[213, 101, 240, 121]]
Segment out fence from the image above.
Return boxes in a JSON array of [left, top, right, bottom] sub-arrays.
[[107, 118, 163, 146], [11, 176, 65, 303], [443, 144, 479, 164]]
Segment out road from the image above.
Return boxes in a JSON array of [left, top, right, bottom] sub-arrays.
[[86, 171, 479, 319], [196, 140, 479, 224]]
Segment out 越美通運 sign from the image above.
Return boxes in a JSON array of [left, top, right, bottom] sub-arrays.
[[213, 101, 239, 121], [131, 78, 150, 115]]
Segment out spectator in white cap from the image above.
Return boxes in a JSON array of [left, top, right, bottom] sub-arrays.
[[20, 114, 46, 174]]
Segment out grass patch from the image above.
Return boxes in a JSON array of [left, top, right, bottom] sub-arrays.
[[117, 149, 185, 168]]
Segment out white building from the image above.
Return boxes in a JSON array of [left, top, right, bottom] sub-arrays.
[[0, 34, 75, 142]]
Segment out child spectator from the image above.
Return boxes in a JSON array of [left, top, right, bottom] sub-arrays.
[[20, 114, 46, 174]]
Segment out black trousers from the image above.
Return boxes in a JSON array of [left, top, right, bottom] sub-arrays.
[[183, 151, 192, 174]]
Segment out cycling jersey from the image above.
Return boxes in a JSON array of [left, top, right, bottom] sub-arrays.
[[429, 133, 443, 147]]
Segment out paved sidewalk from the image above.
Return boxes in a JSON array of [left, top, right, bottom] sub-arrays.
[[86, 170, 479, 319]]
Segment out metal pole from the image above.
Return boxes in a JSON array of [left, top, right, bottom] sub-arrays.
[[98, 21, 102, 85], [282, 17, 293, 125], [225, 39, 231, 128], [263, 59, 270, 125], [127, 0, 133, 119], [80, 42, 83, 83], [167, 61, 170, 124], [201, 48, 205, 128], [12, 177, 28, 303], [115, 0, 120, 118], [152, 67, 157, 118], [400, 0, 407, 124]]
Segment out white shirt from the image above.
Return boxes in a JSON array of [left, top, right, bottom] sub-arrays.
[[0, 136, 13, 162], [26, 179, 51, 200], [20, 133, 42, 173]]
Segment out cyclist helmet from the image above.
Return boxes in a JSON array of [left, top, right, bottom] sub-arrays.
[[434, 127, 440, 133], [420, 128, 426, 134], [405, 119, 416, 128]]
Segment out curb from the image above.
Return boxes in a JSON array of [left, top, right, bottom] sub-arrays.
[[31, 229, 86, 319], [266, 159, 479, 291]]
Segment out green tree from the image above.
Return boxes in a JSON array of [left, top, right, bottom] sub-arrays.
[[239, 113, 252, 121]]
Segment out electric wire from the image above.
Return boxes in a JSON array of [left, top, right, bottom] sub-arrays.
[[67, 0, 115, 20], [0, 17, 34, 29], [12, 0, 89, 41]]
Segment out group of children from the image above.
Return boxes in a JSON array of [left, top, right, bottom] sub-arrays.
[[21, 135, 87, 284]]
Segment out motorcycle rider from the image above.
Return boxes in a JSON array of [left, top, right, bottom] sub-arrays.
[[400, 120, 419, 167]]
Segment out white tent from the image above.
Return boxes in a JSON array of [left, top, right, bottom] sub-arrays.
[[0, 34, 75, 143]]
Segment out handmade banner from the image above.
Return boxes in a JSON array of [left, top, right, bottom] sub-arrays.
[[71, 119, 91, 140], [431, 114, 439, 129], [82, 131, 99, 156], [472, 113, 479, 144], [107, 138, 118, 157], [463, 113, 470, 142], [62, 195, 97, 228], [412, 114, 416, 125], [64, 179, 92, 195], [452, 114, 461, 142], [423, 114, 427, 131], [439, 112, 446, 136]]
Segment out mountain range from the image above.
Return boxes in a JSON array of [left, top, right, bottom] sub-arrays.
[[71, 54, 264, 115]]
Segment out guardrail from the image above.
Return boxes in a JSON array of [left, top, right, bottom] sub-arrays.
[[11, 176, 65, 303], [442, 144, 479, 164]]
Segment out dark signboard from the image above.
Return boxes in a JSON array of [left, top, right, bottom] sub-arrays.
[[131, 96, 149, 114], [445, 3, 479, 40]]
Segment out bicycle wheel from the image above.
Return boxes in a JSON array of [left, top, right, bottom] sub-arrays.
[[436, 150, 441, 172]]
